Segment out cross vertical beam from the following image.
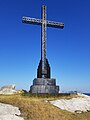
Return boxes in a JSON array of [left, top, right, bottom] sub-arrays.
[[41, 5, 47, 78]]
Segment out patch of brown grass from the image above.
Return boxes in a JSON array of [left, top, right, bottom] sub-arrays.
[[0, 94, 90, 120]]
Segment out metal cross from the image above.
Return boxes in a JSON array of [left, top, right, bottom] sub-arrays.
[[22, 5, 64, 78]]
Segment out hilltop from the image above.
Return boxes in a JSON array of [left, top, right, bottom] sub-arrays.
[[0, 93, 90, 120]]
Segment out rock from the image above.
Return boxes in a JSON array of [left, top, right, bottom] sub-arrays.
[[75, 110, 82, 114], [0, 103, 24, 120], [0, 85, 17, 95], [87, 110, 90, 112], [77, 93, 90, 98], [50, 96, 90, 113], [16, 90, 27, 94]]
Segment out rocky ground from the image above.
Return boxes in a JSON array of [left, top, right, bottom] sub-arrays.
[[0, 93, 90, 120], [50, 93, 90, 113], [0, 103, 24, 120]]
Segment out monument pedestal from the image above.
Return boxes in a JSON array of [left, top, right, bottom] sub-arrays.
[[30, 78, 59, 94]]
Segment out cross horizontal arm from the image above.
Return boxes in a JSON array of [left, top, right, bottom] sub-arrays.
[[22, 16, 64, 29], [47, 20, 64, 29], [22, 16, 42, 25]]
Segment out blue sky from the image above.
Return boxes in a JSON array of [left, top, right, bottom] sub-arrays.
[[0, 0, 90, 92]]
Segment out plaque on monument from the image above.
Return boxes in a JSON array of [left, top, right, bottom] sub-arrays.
[[22, 5, 64, 94]]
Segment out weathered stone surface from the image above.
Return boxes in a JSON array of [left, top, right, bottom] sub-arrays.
[[30, 78, 59, 94], [0, 85, 17, 95], [50, 94, 90, 113], [37, 59, 51, 78], [33, 78, 56, 86], [0, 103, 24, 120]]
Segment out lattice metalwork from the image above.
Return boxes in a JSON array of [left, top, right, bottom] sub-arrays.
[[22, 17, 64, 28]]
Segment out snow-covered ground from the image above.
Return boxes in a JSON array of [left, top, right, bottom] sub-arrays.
[[0, 103, 24, 120], [50, 93, 90, 113]]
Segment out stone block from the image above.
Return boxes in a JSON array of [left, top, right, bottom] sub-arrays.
[[30, 78, 59, 94]]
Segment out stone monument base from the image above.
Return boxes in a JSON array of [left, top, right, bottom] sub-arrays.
[[30, 78, 59, 94]]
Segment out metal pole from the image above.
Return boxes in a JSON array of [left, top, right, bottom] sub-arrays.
[[41, 5, 47, 78]]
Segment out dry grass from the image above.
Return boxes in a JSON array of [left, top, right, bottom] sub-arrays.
[[0, 94, 90, 120]]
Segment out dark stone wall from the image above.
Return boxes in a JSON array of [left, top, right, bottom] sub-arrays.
[[37, 58, 50, 78], [30, 78, 59, 94]]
